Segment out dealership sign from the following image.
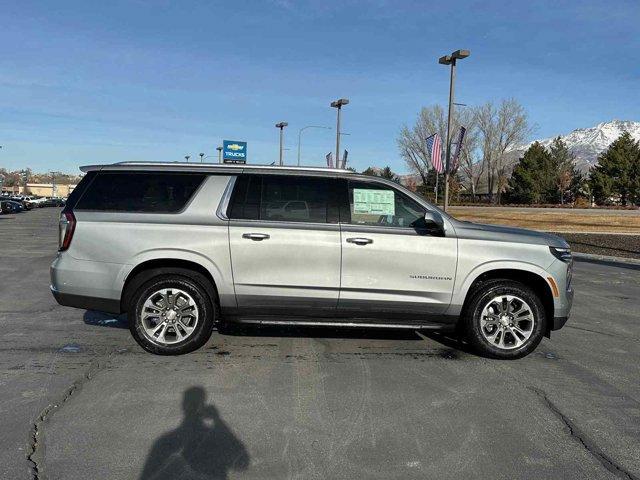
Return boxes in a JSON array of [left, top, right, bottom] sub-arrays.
[[223, 140, 247, 164]]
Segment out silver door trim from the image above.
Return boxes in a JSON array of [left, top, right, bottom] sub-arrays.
[[341, 224, 441, 237], [215, 175, 237, 220], [229, 219, 341, 232]]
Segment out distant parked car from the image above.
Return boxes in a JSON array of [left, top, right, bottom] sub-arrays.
[[264, 200, 310, 221], [1, 200, 13, 214], [42, 197, 66, 207], [1, 200, 24, 213], [9, 197, 34, 210], [29, 197, 48, 208]]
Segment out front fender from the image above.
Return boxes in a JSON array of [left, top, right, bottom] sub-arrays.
[[447, 259, 552, 316]]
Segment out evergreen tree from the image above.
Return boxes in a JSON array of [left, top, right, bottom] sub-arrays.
[[361, 166, 400, 183], [590, 132, 640, 205], [417, 169, 444, 202], [567, 166, 586, 204], [549, 137, 575, 204], [378, 166, 399, 182], [508, 142, 552, 204]]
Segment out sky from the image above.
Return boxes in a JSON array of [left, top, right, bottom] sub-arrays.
[[0, 0, 638, 174]]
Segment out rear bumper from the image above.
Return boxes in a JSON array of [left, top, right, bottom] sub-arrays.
[[51, 287, 122, 314], [50, 252, 127, 313]]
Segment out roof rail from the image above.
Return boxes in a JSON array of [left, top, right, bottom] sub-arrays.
[[80, 161, 354, 174]]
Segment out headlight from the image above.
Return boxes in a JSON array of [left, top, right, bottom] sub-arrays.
[[550, 246, 572, 263]]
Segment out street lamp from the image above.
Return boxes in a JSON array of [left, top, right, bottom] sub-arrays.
[[50, 171, 61, 197], [275, 122, 288, 166], [184, 155, 191, 163], [199, 153, 205, 163], [330, 98, 349, 168], [297, 125, 331, 166], [216, 146, 223, 164], [439, 49, 470, 212]]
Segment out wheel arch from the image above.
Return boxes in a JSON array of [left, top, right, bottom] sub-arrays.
[[120, 258, 220, 313], [461, 268, 554, 333]]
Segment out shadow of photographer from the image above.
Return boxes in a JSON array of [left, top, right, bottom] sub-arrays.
[[139, 386, 249, 480]]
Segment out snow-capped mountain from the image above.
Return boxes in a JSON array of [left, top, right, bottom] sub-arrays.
[[522, 120, 640, 172]]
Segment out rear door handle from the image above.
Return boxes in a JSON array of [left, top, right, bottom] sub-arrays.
[[242, 233, 270, 241], [346, 237, 373, 245]]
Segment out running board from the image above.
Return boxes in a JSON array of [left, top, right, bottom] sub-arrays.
[[228, 317, 454, 331]]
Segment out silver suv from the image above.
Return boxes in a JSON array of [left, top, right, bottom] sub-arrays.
[[50, 162, 573, 358]]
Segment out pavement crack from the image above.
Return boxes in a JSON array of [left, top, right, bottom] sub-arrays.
[[528, 386, 639, 480], [26, 351, 118, 479], [565, 325, 640, 341]]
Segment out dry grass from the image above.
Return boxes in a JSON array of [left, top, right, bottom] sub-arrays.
[[448, 207, 640, 234]]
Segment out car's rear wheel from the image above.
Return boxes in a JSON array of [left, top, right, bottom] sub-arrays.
[[463, 279, 546, 359], [128, 274, 215, 355]]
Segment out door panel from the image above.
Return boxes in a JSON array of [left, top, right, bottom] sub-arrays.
[[229, 223, 341, 314], [339, 227, 457, 315], [338, 178, 457, 318], [226, 174, 342, 316]]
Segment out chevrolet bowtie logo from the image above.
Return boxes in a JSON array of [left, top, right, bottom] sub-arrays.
[[227, 144, 244, 151]]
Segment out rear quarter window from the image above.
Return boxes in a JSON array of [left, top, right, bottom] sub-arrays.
[[75, 172, 206, 213]]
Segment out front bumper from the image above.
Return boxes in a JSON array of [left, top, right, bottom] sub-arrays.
[[551, 315, 569, 331]]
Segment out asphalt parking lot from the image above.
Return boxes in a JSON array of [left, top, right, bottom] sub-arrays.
[[1, 208, 639, 480]]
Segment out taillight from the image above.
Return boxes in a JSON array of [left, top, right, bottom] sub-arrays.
[[59, 211, 76, 251]]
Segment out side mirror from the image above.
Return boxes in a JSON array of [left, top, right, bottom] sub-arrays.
[[424, 211, 444, 230]]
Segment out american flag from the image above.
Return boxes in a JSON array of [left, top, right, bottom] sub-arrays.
[[426, 133, 443, 173], [451, 126, 466, 171], [340, 150, 348, 169], [326, 152, 334, 168]]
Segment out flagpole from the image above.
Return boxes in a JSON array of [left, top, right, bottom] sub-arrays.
[[435, 173, 439, 204]]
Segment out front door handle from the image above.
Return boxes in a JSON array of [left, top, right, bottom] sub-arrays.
[[346, 237, 373, 245], [242, 233, 270, 241]]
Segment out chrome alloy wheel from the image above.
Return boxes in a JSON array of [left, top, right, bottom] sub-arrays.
[[479, 294, 535, 350], [140, 288, 199, 345]]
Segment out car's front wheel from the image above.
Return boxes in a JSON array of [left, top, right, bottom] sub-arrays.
[[128, 273, 215, 355], [464, 279, 546, 359]]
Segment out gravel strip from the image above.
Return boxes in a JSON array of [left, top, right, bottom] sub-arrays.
[[553, 232, 640, 260]]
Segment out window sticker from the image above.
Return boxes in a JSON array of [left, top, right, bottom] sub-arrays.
[[353, 188, 395, 215]]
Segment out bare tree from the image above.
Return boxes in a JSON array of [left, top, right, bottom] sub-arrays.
[[397, 105, 476, 190], [451, 110, 483, 199], [397, 105, 447, 186], [474, 99, 530, 202]]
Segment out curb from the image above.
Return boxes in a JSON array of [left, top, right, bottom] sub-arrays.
[[573, 252, 640, 267]]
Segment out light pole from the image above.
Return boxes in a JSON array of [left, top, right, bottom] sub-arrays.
[[199, 153, 205, 163], [330, 98, 349, 168], [275, 122, 288, 166], [184, 155, 191, 163], [439, 49, 469, 212], [216, 146, 223, 164], [50, 171, 61, 197], [297, 125, 331, 166]]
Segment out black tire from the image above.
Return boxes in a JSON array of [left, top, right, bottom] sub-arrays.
[[463, 279, 546, 360], [128, 272, 215, 355]]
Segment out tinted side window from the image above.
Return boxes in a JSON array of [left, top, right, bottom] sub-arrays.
[[75, 172, 205, 213], [228, 175, 261, 220], [228, 175, 338, 223], [347, 180, 426, 228], [63, 171, 96, 212], [261, 175, 332, 223]]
